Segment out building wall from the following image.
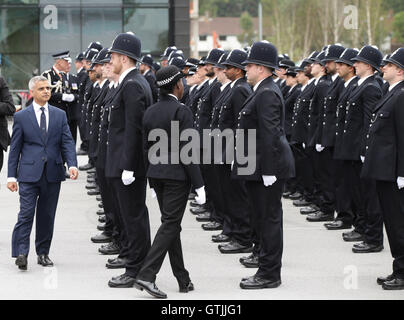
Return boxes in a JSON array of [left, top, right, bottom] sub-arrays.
[[198, 35, 243, 56]]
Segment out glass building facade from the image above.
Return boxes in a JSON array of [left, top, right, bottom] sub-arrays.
[[0, 0, 188, 90]]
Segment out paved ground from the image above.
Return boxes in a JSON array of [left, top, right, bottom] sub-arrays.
[[0, 150, 402, 300]]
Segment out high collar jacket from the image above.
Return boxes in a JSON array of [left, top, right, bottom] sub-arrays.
[[283, 84, 301, 139]]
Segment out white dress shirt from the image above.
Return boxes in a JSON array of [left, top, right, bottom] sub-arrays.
[[344, 76, 357, 88], [118, 66, 137, 85], [388, 80, 403, 92], [33, 101, 49, 131], [357, 74, 372, 87]]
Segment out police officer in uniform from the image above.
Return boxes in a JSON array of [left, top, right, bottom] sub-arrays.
[[140, 54, 158, 103], [234, 41, 295, 289]]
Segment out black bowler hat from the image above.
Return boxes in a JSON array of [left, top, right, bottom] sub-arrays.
[[185, 58, 200, 67], [313, 51, 326, 66], [279, 59, 295, 69], [161, 46, 177, 59], [381, 54, 391, 67], [243, 46, 251, 54], [187, 66, 197, 76], [92, 48, 109, 65], [352, 45, 382, 72], [198, 56, 207, 66], [75, 52, 85, 61], [323, 44, 346, 62], [303, 51, 320, 64], [216, 52, 229, 69], [168, 50, 185, 61], [87, 42, 103, 52], [295, 60, 311, 72], [335, 48, 359, 66], [169, 57, 186, 70], [153, 62, 161, 72], [156, 65, 184, 88], [52, 51, 70, 60], [99, 51, 111, 64], [285, 66, 298, 77], [141, 54, 154, 68], [205, 48, 225, 65], [85, 48, 99, 62], [242, 41, 279, 70], [110, 32, 141, 61], [222, 49, 247, 70], [384, 48, 404, 70]]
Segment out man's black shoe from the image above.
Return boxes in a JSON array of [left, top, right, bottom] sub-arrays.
[[179, 281, 194, 293], [96, 209, 105, 216], [288, 192, 302, 200], [108, 273, 135, 288], [240, 276, 281, 289], [190, 207, 207, 215], [218, 241, 253, 254], [98, 203, 104, 209], [352, 242, 383, 253], [37, 255, 54, 267], [98, 215, 106, 223], [324, 220, 352, 230], [300, 206, 319, 215], [382, 278, 404, 290], [196, 212, 211, 222], [188, 192, 196, 200], [88, 187, 100, 196], [134, 279, 167, 298], [201, 221, 222, 230], [282, 191, 292, 198], [342, 230, 364, 242], [212, 234, 231, 243], [97, 223, 106, 231], [96, 195, 102, 202], [377, 274, 395, 285], [239, 254, 255, 264], [106, 257, 128, 269], [76, 149, 88, 156], [87, 177, 95, 183], [87, 167, 96, 174], [240, 255, 259, 268], [85, 182, 97, 190], [15, 254, 28, 271], [91, 232, 112, 243], [79, 163, 94, 171], [306, 211, 334, 222], [99, 242, 120, 255], [293, 199, 312, 207], [189, 200, 200, 207]]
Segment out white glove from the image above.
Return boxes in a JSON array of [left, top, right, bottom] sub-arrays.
[[62, 93, 75, 102], [360, 156, 365, 163], [397, 177, 404, 190], [302, 143, 306, 149], [195, 186, 206, 205], [121, 170, 135, 186], [263, 175, 277, 187], [316, 144, 325, 152], [150, 188, 157, 199], [231, 160, 234, 171]]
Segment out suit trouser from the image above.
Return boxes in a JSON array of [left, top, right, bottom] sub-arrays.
[[78, 110, 88, 151], [289, 143, 307, 195], [137, 178, 191, 285], [306, 147, 322, 206], [245, 179, 285, 281], [216, 164, 252, 246], [317, 147, 337, 215], [294, 144, 316, 202], [346, 160, 383, 245], [109, 177, 151, 277], [376, 181, 404, 278], [0, 150, 3, 173], [12, 170, 61, 257], [334, 160, 356, 224], [68, 119, 78, 144]]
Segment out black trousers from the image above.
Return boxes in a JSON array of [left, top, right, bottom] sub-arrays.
[[78, 112, 88, 151], [334, 160, 356, 224], [68, 119, 78, 144], [0, 150, 3, 173], [245, 179, 285, 281], [137, 178, 191, 285], [346, 160, 383, 245], [216, 164, 252, 246], [376, 181, 404, 278], [317, 147, 337, 215], [109, 177, 151, 277], [287, 143, 304, 194]]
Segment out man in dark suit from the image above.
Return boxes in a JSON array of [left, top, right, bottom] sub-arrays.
[[0, 76, 16, 172], [362, 48, 404, 290], [7, 76, 78, 270], [234, 41, 295, 289], [135, 65, 206, 299], [105, 33, 152, 288]]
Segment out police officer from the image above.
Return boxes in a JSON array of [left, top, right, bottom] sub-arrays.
[[234, 41, 295, 289], [105, 32, 152, 288], [140, 54, 158, 103], [160, 46, 177, 67], [362, 48, 404, 290], [64, 57, 80, 144]]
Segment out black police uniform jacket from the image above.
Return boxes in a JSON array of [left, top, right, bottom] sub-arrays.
[[105, 69, 153, 178], [361, 81, 404, 181], [316, 76, 345, 147], [64, 73, 80, 122], [143, 70, 158, 104], [142, 94, 204, 189], [42, 67, 70, 114], [0, 76, 15, 151], [76, 68, 88, 114], [339, 75, 382, 161], [233, 76, 295, 180], [283, 84, 301, 139], [189, 80, 210, 117]]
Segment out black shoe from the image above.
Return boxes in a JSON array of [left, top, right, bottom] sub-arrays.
[[88, 168, 96, 174], [293, 199, 312, 207], [189, 200, 200, 207], [188, 192, 196, 200], [108, 273, 135, 288], [306, 211, 334, 222], [99, 242, 120, 255], [79, 163, 94, 171], [76, 148, 88, 156], [88, 187, 100, 196], [179, 281, 194, 293], [85, 182, 97, 190], [98, 215, 106, 223], [98, 203, 104, 209], [134, 279, 167, 298], [282, 191, 292, 198], [239, 253, 255, 264], [91, 232, 112, 243], [37, 254, 54, 267], [240, 276, 281, 289], [377, 274, 395, 285], [300, 205, 319, 215], [212, 234, 231, 243], [15, 254, 28, 271], [324, 220, 352, 230], [96, 209, 104, 216], [352, 242, 383, 253], [240, 255, 259, 268], [201, 221, 222, 231], [87, 177, 95, 183], [218, 241, 253, 254], [87, 173, 95, 179], [196, 213, 211, 222], [382, 278, 404, 290], [288, 192, 302, 200], [342, 230, 364, 242], [106, 257, 128, 269], [96, 195, 102, 202], [97, 223, 106, 231], [190, 207, 207, 215]]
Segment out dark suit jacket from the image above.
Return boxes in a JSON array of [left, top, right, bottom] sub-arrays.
[[0, 77, 16, 151], [105, 68, 153, 178], [361, 81, 404, 181], [142, 95, 204, 188], [339, 75, 382, 161], [143, 70, 158, 104], [8, 104, 77, 182], [233, 76, 295, 180]]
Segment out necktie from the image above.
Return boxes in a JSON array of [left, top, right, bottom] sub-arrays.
[[40, 107, 47, 139]]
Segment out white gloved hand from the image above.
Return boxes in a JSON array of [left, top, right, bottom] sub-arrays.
[[150, 188, 157, 199], [121, 170, 135, 186], [316, 144, 325, 152], [62, 93, 75, 102], [263, 175, 277, 187], [195, 186, 206, 205], [360, 156, 365, 163], [397, 177, 404, 190], [302, 143, 306, 149], [231, 160, 234, 171]]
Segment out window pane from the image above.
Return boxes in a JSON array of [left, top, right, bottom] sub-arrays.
[[123, 0, 168, 4], [124, 7, 168, 55], [1, 0, 38, 4], [0, 54, 39, 90]]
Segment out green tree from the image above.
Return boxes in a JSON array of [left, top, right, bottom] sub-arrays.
[[393, 11, 404, 43], [238, 11, 256, 45]]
